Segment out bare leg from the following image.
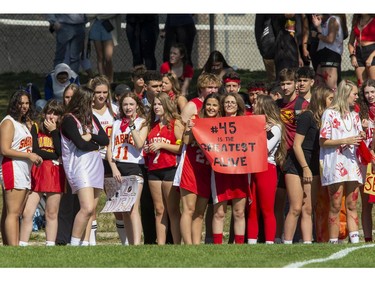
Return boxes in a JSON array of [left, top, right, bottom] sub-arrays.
[[192, 197, 208, 245], [149, 180, 167, 245], [19, 191, 41, 243], [44, 193, 62, 243], [180, 188, 197, 245], [4, 188, 28, 246]]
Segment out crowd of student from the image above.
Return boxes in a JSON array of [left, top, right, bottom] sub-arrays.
[[0, 13, 375, 246]]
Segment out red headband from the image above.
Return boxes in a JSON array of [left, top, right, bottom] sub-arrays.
[[223, 78, 241, 84]]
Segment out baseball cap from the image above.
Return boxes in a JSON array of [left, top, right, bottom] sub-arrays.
[[114, 84, 131, 96]]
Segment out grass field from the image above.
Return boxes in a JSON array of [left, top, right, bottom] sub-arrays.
[[0, 243, 374, 268], [1, 70, 375, 273]]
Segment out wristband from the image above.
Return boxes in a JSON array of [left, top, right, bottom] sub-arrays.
[[349, 53, 356, 58], [302, 165, 309, 169], [176, 139, 182, 145]]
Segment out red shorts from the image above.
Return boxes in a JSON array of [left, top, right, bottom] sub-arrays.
[[179, 146, 211, 199], [31, 160, 65, 193]]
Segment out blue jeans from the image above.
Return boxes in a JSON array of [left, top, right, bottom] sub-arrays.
[[54, 23, 85, 73]]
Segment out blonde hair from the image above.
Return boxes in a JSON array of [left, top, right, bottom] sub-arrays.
[[330, 80, 357, 118]]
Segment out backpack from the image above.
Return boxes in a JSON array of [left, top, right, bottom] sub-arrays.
[[260, 17, 276, 59]]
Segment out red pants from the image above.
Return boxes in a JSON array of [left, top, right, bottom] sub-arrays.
[[247, 163, 277, 242]]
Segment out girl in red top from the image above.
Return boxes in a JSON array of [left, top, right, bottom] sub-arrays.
[[348, 14, 375, 87], [145, 92, 184, 244], [180, 93, 221, 245], [160, 42, 193, 97], [19, 100, 65, 246], [211, 92, 250, 244]]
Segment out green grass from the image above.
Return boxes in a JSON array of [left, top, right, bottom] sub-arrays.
[[0, 243, 373, 268]]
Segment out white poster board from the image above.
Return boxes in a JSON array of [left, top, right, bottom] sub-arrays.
[[101, 176, 139, 213]]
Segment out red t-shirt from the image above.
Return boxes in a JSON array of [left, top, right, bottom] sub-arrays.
[[160, 62, 194, 82], [280, 96, 309, 151]]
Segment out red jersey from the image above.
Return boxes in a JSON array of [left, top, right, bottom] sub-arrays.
[[280, 96, 309, 151], [146, 119, 179, 171]]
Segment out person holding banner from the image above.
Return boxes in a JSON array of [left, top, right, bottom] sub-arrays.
[[247, 95, 286, 244], [60, 86, 109, 246], [107, 92, 148, 245], [357, 79, 375, 242], [179, 93, 222, 244], [211, 92, 250, 244], [319, 79, 364, 244], [145, 92, 184, 244], [180, 73, 221, 244]]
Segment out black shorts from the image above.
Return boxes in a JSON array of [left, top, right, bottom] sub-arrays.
[[317, 47, 341, 68], [356, 43, 375, 67], [148, 167, 177, 182], [277, 165, 286, 189], [115, 162, 143, 178], [283, 150, 319, 177]]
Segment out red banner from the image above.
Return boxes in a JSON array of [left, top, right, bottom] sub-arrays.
[[192, 115, 268, 174]]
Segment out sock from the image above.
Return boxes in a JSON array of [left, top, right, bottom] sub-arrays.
[[265, 241, 274, 244], [19, 241, 29, 246], [303, 241, 312, 244], [365, 237, 373, 242], [70, 237, 81, 246], [283, 240, 293, 244], [81, 240, 90, 246], [45, 241, 55, 246], [90, 220, 97, 246], [213, 233, 223, 244], [349, 231, 359, 244], [234, 235, 244, 244], [329, 238, 338, 244], [116, 219, 129, 245], [247, 239, 257, 244]]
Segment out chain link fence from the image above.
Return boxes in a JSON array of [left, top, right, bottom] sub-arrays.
[[0, 14, 353, 75]]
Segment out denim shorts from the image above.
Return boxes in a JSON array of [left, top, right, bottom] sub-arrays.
[[89, 19, 113, 41]]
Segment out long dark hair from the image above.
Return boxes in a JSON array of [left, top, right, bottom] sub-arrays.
[[7, 89, 34, 124], [202, 50, 231, 74], [358, 79, 375, 121], [36, 99, 64, 135], [64, 86, 94, 132]]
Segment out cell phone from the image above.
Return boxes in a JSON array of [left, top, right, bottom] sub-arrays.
[[267, 130, 274, 140]]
